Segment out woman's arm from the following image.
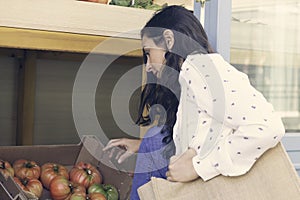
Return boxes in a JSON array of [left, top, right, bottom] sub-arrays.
[[166, 148, 198, 182], [177, 54, 285, 181], [191, 118, 285, 181]]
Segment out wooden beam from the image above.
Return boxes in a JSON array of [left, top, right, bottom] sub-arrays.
[[0, 1, 153, 39], [0, 26, 143, 56], [17, 50, 37, 145]]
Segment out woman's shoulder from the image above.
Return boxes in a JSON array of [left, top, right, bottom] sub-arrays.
[[187, 52, 221, 59], [181, 53, 251, 93], [185, 53, 225, 69], [183, 53, 232, 74], [184, 53, 246, 78]]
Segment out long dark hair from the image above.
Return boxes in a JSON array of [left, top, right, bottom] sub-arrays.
[[136, 5, 214, 157]]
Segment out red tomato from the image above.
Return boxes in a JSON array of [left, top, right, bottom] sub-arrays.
[[70, 162, 102, 189], [13, 159, 41, 180], [50, 176, 86, 200], [0, 160, 14, 179], [40, 163, 69, 189], [13, 177, 43, 198], [87, 193, 107, 200]]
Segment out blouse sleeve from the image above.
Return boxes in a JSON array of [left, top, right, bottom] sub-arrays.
[[183, 54, 285, 181]]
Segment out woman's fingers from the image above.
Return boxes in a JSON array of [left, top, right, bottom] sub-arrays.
[[118, 151, 133, 163], [169, 155, 179, 163], [108, 147, 116, 158], [103, 138, 124, 151], [165, 170, 175, 182], [102, 138, 141, 163], [167, 149, 199, 182], [115, 148, 125, 160], [103, 139, 120, 151], [167, 155, 180, 182], [111, 148, 132, 164], [165, 171, 170, 177]]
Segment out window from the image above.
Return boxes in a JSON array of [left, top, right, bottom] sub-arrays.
[[231, 0, 300, 131]]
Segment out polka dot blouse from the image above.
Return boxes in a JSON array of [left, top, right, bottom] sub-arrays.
[[172, 53, 285, 181]]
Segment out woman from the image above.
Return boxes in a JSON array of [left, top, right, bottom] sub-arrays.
[[103, 5, 285, 200]]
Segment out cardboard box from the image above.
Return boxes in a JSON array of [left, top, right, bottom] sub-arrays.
[[0, 136, 133, 200]]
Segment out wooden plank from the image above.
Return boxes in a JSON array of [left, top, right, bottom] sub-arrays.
[[0, 27, 143, 56], [0, 0, 153, 39], [17, 50, 37, 145]]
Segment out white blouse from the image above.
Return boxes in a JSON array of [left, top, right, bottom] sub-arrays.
[[173, 53, 285, 181]]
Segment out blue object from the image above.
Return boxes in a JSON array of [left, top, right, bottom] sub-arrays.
[[130, 126, 170, 200]]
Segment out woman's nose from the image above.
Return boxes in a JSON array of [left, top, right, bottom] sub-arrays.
[[145, 62, 152, 72]]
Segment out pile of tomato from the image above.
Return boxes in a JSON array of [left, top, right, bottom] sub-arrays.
[[0, 159, 119, 200]]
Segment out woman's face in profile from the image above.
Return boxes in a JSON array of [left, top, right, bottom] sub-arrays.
[[142, 35, 166, 78]]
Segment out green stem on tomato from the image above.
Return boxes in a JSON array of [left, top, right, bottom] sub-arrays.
[[24, 162, 33, 168], [85, 169, 92, 175], [21, 178, 29, 186], [53, 164, 59, 173], [0, 161, 5, 169]]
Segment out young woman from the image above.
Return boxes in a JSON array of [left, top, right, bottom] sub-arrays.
[[103, 5, 285, 200]]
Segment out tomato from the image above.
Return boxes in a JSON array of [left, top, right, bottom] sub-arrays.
[[88, 184, 104, 194], [13, 177, 43, 198], [88, 184, 118, 200], [40, 162, 69, 189], [70, 192, 86, 200], [13, 159, 41, 180], [0, 160, 14, 179], [70, 162, 102, 189], [50, 176, 86, 200], [87, 193, 106, 200]]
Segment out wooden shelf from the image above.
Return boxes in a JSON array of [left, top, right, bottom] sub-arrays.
[[0, 26, 142, 56], [0, 0, 155, 55]]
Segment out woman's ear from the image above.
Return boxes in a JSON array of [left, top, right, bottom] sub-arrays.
[[163, 29, 174, 51]]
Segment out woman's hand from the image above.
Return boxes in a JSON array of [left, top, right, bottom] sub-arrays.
[[166, 148, 199, 182], [103, 138, 142, 164]]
